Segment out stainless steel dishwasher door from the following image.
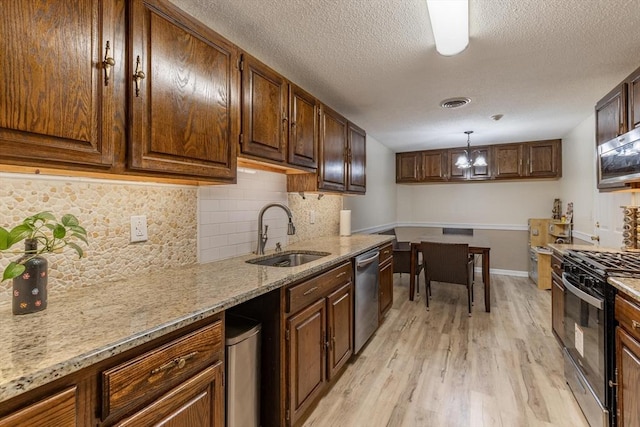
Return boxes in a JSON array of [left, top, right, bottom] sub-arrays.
[[354, 249, 380, 354]]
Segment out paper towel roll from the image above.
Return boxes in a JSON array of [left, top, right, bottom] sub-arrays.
[[340, 210, 351, 236]]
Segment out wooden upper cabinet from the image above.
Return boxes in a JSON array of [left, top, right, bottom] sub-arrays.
[[627, 68, 640, 131], [448, 149, 467, 181], [288, 84, 319, 169], [596, 83, 627, 146], [525, 140, 561, 177], [128, 0, 238, 181], [318, 105, 348, 192], [448, 147, 490, 181], [346, 122, 366, 193], [0, 0, 122, 169], [240, 54, 288, 163], [396, 152, 422, 182], [492, 143, 524, 179], [421, 150, 448, 181]]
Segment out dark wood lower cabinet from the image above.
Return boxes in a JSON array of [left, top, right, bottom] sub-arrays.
[[615, 293, 640, 426], [0, 386, 77, 427], [0, 315, 224, 427], [287, 299, 327, 424], [284, 261, 354, 426], [327, 282, 354, 379], [615, 327, 640, 427], [115, 362, 224, 427]]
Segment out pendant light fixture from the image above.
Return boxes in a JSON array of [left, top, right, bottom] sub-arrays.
[[455, 131, 487, 169], [426, 0, 469, 56]]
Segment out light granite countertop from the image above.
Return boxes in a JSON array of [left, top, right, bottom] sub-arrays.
[[547, 243, 640, 303], [0, 234, 393, 403]]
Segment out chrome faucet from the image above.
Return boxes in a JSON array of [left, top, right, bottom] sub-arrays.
[[256, 203, 296, 255]]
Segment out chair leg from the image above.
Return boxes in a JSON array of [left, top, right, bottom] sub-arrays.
[[467, 284, 472, 317], [425, 280, 430, 310]]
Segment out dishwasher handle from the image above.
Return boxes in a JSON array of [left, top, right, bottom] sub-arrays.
[[356, 252, 379, 268]]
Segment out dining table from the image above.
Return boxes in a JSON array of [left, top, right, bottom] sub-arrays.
[[409, 234, 491, 312]]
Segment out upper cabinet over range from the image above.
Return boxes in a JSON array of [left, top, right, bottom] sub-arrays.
[[0, 0, 239, 183]]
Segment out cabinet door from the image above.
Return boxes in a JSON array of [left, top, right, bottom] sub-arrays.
[[0, 387, 77, 427], [240, 54, 288, 163], [327, 282, 354, 379], [492, 143, 524, 179], [288, 84, 318, 169], [115, 362, 224, 427], [396, 152, 422, 182], [616, 327, 640, 427], [0, 0, 119, 169], [628, 69, 640, 131], [525, 140, 561, 177], [379, 258, 394, 321], [551, 274, 565, 345], [346, 122, 366, 193], [421, 150, 448, 181], [318, 105, 347, 191], [448, 149, 468, 181], [287, 298, 327, 424], [129, 0, 238, 180], [596, 83, 627, 146]]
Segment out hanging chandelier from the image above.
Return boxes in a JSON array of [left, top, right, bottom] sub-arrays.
[[455, 131, 487, 169]]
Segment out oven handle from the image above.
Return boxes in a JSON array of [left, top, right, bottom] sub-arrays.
[[562, 273, 604, 310]]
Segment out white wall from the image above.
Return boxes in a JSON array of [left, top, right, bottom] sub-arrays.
[[344, 135, 397, 232], [560, 113, 631, 248], [396, 180, 561, 228]]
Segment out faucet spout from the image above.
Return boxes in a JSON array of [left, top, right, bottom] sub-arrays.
[[256, 203, 296, 255]]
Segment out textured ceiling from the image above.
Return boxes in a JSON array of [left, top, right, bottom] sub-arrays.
[[171, 0, 640, 151]]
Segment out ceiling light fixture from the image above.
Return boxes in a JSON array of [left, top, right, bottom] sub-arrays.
[[426, 0, 469, 56], [455, 131, 487, 169]]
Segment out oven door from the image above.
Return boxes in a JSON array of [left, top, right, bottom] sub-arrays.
[[562, 273, 609, 426]]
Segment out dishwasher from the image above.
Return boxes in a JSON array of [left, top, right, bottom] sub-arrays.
[[354, 249, 380, 354]]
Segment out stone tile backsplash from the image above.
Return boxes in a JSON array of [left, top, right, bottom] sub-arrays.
[[0, 168, 343, 304], [0, 174, 197, 303]]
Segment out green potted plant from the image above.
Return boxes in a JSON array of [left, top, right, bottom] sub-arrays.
[[0, 211, 88, 314]]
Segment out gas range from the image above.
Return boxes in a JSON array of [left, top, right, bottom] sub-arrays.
[[565, 249, 640, 280]]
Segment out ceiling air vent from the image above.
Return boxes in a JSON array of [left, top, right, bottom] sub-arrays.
[[440, 97, 471, 109]]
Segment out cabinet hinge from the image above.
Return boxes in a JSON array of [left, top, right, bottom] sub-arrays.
[[239, 58, 244, 71], [285, 329, 290, 341], [317, 174, 321, 184], [286, 409, 290, 421], [239, 133, 243, 146]]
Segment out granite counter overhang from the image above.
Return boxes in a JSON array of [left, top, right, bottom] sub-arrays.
[[0, 234, 394, 403]]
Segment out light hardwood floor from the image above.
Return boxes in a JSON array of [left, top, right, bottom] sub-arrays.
[[302, 273, 589, 427]]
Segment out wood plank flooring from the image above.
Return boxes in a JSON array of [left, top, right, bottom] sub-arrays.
[[302, 273, 589, 427]]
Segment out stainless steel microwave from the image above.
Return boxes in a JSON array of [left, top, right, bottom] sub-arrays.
[[598, 127, 640, 187]]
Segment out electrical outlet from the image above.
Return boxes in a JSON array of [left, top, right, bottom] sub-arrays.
[[130, 215, 148, 243], [309, 210, 316, 224]]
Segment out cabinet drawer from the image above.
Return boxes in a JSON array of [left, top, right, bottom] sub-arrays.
[[551, 253, 563, 277], [287, 262, 352, 314], [616, 294, 640, 341], [379, 243, 393, 265], [102, 320, 223, 420]]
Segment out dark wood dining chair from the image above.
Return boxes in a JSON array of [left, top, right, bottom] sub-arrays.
[[378, 229, 423, 286], [419, 241, 474, 316]]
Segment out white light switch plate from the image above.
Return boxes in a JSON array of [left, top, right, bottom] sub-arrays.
[[309, 210, 316, 224], [130, 215, 148, 243]]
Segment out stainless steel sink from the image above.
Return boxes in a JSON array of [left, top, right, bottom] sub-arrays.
[[246, 251, 330, 267]]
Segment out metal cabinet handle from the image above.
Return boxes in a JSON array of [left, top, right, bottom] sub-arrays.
[[336, 271, 347, 278], [303, 286, 318, 296], [103, 41, 115, 86], [150, 351, 198, 375], [133, 55, 146, 97]]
